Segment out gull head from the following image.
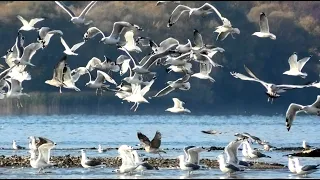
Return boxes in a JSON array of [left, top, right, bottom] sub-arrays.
[[83, 33, 89, 42], [233, 28, 240, 35], [13, 59, 21, 65]]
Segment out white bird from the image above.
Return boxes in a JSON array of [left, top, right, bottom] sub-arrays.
[[12, 140, 25, 150], [217, 154, 242, 176], [288, 155, 297, 174], [85, 56, 120, 73], [55, 1, 97, 25], [37, 27, 63, 49], [5, 78, 30, 108], [12, 42, 43, 67], [83, 22, 143, 45], [60, 37, 85, 56], [243, 140, 271, 163], [61, 65, 81, 92], [177, 154, 200, 175], [80, 149, 103, 168], [29, 138, 57, 173], [122, 30, 142, 53], [97, 144, 107, 153], [45, 55, 67, 93], [116, 55, 131, 76], [293, 158, 320, 176], [302, 140, 314, 150], [28, 136, 37, 151], [131, 150, 158, 174], [283, 52, 312, 78], [153, 74, 191, 98], [191, 61, 215, 82], [165, 98, 191, 113], [231, 65, 311, 103], [85, 70, 117, 95], [252, 12, 276, 40], [70, 67, 90, 83], [285, 96, 320, 131], [113, 145, 138, 174], [241, 142, 250, 159], [183, 146, 207, 165], [224, 139, 250, 167], [17, 15, 44, 31], [166, 63, 193, 74]]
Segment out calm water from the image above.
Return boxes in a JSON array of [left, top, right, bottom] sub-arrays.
[[0, 114, 320, 178]]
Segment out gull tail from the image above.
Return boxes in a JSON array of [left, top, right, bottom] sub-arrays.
[[159, 149, 167, 154]]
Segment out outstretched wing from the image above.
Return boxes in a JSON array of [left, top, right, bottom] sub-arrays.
[[259, 12, 269, 33], [167, 5, 191, 27], [285, 103, 303, 131], [137, 132, 151, 147], [150, 131, 162, 148], [79, 1, 97, 18], [55, 1, 76, 18]]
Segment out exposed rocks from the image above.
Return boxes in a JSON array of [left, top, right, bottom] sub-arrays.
[[285, 148, 320, 157]]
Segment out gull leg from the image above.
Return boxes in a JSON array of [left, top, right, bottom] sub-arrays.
[[19, 100, 23, 108], [130, 103, 136, 110], [158, 152, 163, 159], [134, 103, 139, 112], [96, 89, 99, 96], [231, 33, 236, 39], [267, 97, 270, 102], [59, 86, 62, 94], [271, 98, 274, 104]]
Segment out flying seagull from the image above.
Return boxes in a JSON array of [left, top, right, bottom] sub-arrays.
[[17, 15, 44, 31], [165, 98, 191, 113], [45, 55, 68, 93], [153, 74, 191, 98], [55, 1, 97, 25], [285, 95, 320, 131], [60, 37, 85, 56], [86, 56, 120, 73], [252, 12, 276, 40], [137, 131, 166, 158], [283, 52, 312, 78], [37, 27, 63, 49], [230, 65, 311, 103]]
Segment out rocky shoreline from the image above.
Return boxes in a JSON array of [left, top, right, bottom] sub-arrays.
[[0, 155, 287, 169]]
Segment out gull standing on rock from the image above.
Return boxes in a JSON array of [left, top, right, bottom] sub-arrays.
[[252, 12, 276, 40], [80, 149, 103, 168], [12, 140, 25, 150], [293, 158, 320, 176]]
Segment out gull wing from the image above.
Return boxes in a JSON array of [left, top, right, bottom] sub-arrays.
[[55, 1, 76, 18], [159, 37, 179, 50], [201, 3, 225, 24], [62, 65, 80, 91], [10, 79, 22, 93], [137, 132, 151, 147], [172, 98, 183, 108], [38, 143, 55, 163], [36, 137, 55, 148], [153, 85, 175, 97], [84, 27, 105, 39], [297, 55, 312, 72], [285, 103, 303, 131], [29, 18, 45, 27], [193, 29, 204, 48], [16, 15, 29, 26], [287, 53, 298, 70], [124, 30, 135, 47], [216, 31, 230, 41], [116, 55, 130, 64], [110, 21, 134, 40], [60, 37, 71, 51], [139, 54, 152, 66], [259, 12, 270, 33], [86, 57, 102, 71], [54, 55, 68, 82], [301, 165, 320, 171], [20, 42, 42, 63], [38, 27, 51, 39], [167, 5, 191, 27], [70, 41, 85, 52], [311, 95, 320, 109], [79, 1, 97, 18], [96, 70, 117, 85], [225, 164, 241, 171], [141, 77, 156, 96], [150, 131, 162, 148]]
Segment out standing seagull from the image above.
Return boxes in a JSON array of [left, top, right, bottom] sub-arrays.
[[60, 37, 85, 56], [285, 95, 320, 131], [288, 155, 297, 174], [12, 140, 25, 150], [153, 74, 191, 98], [177, 154, 200, 175], [183, 146, 207, 165], [55, 1, 97, 25], [283, 52, 312, 78], [217, 154, 243, 176], [137, 131, 166, 158], [252, 12, 276, 40], [17, 15, 44, 32], [243, 140, 271, 163], [131, 150, 158, 174], [302, 140, 314, 151], [165, 98, 191, 113], [80, 149, 103, 168], [83, 22, 143, 44], [231, 65, 310, 103], [293, 158, 320, 176]]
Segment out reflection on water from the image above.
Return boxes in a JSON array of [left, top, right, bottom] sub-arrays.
[[0, 114, 320, 178]]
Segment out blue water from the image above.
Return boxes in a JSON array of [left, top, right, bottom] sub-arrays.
[[0, 114, 320, 178]]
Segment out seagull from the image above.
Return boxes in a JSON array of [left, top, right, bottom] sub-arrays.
[[28, 136, 54, 151], [80, 149, 103, 168], [231, 65, 311, 103], [112, 145, 138, 174], [252, 12, 276, 40], [183, 146, 207, 165], [55, 1, 97, 25], [283, 52, 312, 78], [241, 142, 250, 159], [29, 138, 57, 173], [260, 141, 276, 151], [12, 140, 25, 150], [5, 78, 30, 107], [288, 155, 297, 174], [70, 67, 90, 83], [12, 42, 43, 67], [165, 98, 191, 113], [217, 154, 243, 176], [86, 56, 120, 73], [85, 70, 117, 95], [116, 55, 131, 76], [153, 74, 191, 98], [191, 61, 215, 82], [302, 140, 314, 151], [177, 154, 200, 175], [137, 131, 166, 158], [122, 30, 142, 53], [37, 27, 63, 49], [61, 64, 81, 92], [243, 140, 271, 163], [45, 55, 67, 93], [60, 37, 85, 56], [156, 1, 180, 6], [17, 15, 44, 31], [131, 150, 158, 174], [83, 22, 143, 44], [285, 96, 320, 131], [293, 158, 320, 176], [166, 63, 193, 74], [167, 3, 217, 27], [234, 132, 263, 145], [98, 144, 107, 153], [201, 130, 222, 135], [224, 139, 251, 167]]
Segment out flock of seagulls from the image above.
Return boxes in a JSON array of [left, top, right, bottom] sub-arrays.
[[1, 0, 319, 177]]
